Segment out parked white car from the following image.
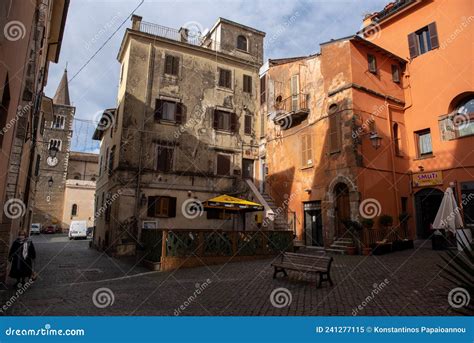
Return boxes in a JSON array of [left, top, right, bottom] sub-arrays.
[[68, 220, 88, 240], [30, 223, 41, 235]]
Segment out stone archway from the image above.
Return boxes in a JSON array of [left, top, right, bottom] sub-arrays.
[[325, 175, 360, 240]]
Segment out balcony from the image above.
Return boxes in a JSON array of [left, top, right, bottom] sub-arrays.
[[272, 93, 310, 129]]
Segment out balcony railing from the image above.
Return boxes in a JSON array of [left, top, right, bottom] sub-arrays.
[[273, 93, 310, 129]]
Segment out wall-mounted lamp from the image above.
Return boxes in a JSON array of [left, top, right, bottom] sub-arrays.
[[369, 132, 382, 150], [188, 191, 192, 197]]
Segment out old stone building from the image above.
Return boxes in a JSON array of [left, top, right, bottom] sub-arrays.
[[0, 0, 70, 280], [32, 70, 75, 230], [93, 16, 268, 254], [62, 152, 99, 229]]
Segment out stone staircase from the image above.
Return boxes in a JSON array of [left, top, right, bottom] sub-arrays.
[[326, 237, 354, 254], [261, 193, 290, 230]]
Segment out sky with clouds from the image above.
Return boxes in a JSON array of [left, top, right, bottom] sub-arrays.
[[44, 0, 389, 153]]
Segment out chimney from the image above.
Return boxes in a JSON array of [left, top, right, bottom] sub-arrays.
[[178, 27, 189, 43], [131, 15, 142, 30]]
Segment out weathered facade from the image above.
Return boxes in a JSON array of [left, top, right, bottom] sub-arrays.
[[93, 16, 267, 254], [0, 0, 70, 280], [32, 70, 75, 231], [263, 36, 408, 248], [62, 152, 99, 229]]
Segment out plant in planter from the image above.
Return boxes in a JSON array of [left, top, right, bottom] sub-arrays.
[[341, 219, 363, 255], [379, 214, 393, 229]]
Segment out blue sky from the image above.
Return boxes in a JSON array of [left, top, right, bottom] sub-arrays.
[[44, 0, 389, 153]]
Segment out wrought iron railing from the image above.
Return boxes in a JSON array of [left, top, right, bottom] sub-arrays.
[[274, 93, 309, 113]]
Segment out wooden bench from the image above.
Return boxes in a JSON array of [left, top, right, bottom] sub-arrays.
[[271, 252, 334, 288]]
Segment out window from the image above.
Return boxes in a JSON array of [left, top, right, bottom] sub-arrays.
[[393, 123, 401, 156], [108, 145, 115, 175], [73, 174, 81, 180], [48, 139, 62, 151], [216, 153, 231, 176], [454, 98, 474, 137], [0, 74, 11, 149], [244, 114, 252, 135], [328, 105, 341, 153], [213, 110, 237, 132], [260, 75, 266, 104], [368, 54, 377, 73], [147, 196, 177, 218], [243, 75, 252, 93], [236, 35, 248, 51], [164, 55, 179, 76], [71, 204, 78, 216], [156, 144, 174, 172], [391, 65, 400, 83], [155, 99, 185, 123], [218, 68, 232, 89], [52, 114, 65, 129], [408, 22, 439, 59], [98, 156, 102, 177], [415, 129, 433, 157], [301, 134, 313, 167]]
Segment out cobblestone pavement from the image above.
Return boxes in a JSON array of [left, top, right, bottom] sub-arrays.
[[0, 234, 460, 316]]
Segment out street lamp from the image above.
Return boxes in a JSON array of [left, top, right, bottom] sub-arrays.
[[369, 131, 382, 150], [48, 176, 54, 188]]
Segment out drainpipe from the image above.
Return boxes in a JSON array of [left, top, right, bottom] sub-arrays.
[[387, 103, 400, 223]]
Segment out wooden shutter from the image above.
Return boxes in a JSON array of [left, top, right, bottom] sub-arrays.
[[307, 134, 312, 164], [213, 109, 220, 129], [168, 197, 177, 217], [155, 99, 163, 120], [147, 196, 157, 217], [175, 103, 186, 124], [172, 56, 179, 75], [407, 32, 419, 59], [329, 113, 341, 153], [244, 115, 252, 134], [260, 76, 266, 104], [428, 22, 439, 49], [230, 112, 237, 132], [301, 135, 307, 166], [165, 55, 173, 74]]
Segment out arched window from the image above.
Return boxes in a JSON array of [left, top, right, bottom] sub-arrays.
[[236, 35, 248, 51], [393, 123, 401, 155], [453, 96, 474, 137], [71, 204, 78, 216]]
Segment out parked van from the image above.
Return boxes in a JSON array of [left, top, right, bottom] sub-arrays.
[[30, 223, 41, 235], [68, 220, 88, 240]]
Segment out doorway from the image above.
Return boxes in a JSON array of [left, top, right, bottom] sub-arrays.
[[334, 183, 350, 237], [304, 201, 323, 246], [414, 188, 444, 239], [242, 159, 254, 181]]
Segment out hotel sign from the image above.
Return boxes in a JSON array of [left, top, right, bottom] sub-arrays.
[[412, 171, 443, 187]]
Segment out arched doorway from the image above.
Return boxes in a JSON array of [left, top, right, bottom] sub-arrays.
[[334, 183, 350, 237], [414, 188, 444, 239]]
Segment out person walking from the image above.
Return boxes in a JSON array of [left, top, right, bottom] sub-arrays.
[[8, 230, 36, 288]]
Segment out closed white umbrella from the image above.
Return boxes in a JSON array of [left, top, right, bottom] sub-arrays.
[[432, 187, 471, 251]]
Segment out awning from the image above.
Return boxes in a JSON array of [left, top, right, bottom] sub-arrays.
[[203, 194, 263, 212]]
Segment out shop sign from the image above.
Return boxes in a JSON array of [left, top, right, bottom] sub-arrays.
[[412, 171, 443, 187]]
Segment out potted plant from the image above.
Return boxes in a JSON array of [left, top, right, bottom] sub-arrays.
[[361, 218, 374, 255], [398, 212, 414, 249], [341, 219, 362, 255], [379, 214, 393, 229]]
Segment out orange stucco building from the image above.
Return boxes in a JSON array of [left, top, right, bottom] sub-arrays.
[[262, 0, 473, 250]]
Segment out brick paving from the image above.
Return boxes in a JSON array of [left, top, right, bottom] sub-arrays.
[[0, 234, 460, 316]]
